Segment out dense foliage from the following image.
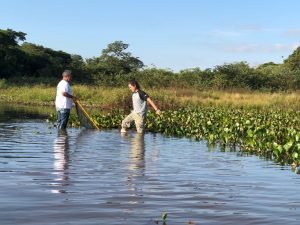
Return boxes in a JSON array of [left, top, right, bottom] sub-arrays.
[[1, 28, 300, 90]]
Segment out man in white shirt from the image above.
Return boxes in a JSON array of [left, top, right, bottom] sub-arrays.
[[55, 70, 77, 129]]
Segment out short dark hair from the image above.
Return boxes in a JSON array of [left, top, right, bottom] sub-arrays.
[[128, 79, 140, 89]]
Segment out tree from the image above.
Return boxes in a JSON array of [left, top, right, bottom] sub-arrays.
[[212, 62, 254, 89], [0, 29, 27, 78], [87, 41, 144, 76], [257, 62, 279, 69], [69, 54, 90, 82], [256, 62, 297, 90], [0, 29, 26, 47], [21, 42, 72, 78], [284, 46, 300, 70]]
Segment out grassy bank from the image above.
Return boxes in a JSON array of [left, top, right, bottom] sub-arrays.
[[2, 85, 300, 110]]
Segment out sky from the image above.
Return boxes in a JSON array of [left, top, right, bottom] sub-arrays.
[[1, 0, 300, 71]]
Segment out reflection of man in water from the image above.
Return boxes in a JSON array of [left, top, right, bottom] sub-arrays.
[[52, 130, 70, 193]]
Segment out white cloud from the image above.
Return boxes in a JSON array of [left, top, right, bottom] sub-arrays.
[[223, 43, 300, 53], [237, 24, 264, 32], [223, 44, 257, 53], [210, 24, 265, 38], [284, 29, 300, 37], [211, 30, 241, 38]]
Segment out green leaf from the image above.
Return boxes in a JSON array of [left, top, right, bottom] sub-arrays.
[[292, 152, 299, 159], [284, 141, 293, 151], [247, 129, 253, 137]]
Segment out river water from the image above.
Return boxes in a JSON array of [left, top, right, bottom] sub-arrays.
[[0, 107, 300, 225]]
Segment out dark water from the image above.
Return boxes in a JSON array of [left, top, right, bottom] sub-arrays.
[[1, 112, 300, 224]]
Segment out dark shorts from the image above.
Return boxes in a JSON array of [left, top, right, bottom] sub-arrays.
[[57, 109, 71, 129]]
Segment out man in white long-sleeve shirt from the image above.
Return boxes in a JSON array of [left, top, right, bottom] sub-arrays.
[[55, 70, 77, 129]]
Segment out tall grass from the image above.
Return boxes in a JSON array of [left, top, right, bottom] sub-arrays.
[[157, 88, 300, 110], [2, 85, 300, 110]]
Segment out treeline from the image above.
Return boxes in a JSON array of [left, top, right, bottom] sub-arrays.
[[1, 28, 300, 90]]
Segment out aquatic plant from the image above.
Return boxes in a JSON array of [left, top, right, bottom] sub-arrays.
[[144, 107, 300, 165], [49, 106, 300, 165]]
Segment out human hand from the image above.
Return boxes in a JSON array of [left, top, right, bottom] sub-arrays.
[[156, 109, 161, 115]]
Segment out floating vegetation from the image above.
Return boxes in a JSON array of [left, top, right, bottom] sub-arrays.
[[48, 107, 300, 165]]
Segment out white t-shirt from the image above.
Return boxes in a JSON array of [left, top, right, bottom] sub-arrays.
[[55, 80, 72, 109]]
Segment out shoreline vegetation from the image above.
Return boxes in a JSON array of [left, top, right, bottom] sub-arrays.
[[2, 85, 300, 110]]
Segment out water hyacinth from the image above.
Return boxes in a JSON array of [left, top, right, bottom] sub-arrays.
[[49, 107, 300, 165]]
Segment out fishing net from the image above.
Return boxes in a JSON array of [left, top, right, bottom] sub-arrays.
[[75, 100, 99, 129]]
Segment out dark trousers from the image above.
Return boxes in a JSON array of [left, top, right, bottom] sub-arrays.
[[57, 109, 70, 129]]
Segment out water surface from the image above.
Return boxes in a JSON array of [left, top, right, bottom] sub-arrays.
[[0, 113, 300, 224]]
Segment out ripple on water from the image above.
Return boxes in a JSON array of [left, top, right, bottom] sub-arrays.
[[0, 122, 300, 225]]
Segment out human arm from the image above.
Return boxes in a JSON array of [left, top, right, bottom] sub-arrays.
[[62, 92, 77, 101], [147, 98, 161, 115]]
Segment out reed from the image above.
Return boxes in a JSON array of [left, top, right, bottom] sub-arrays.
[[2, 85, 300, 110]]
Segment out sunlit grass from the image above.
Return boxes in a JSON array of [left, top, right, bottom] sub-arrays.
[[157, 88, 300, 110], [2, 85, 300, 110]]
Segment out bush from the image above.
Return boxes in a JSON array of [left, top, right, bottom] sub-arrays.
[[0, 79, 7, 88]]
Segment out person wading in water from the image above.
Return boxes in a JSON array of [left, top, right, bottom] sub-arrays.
[[121, 80, 161, 134], [55, 70, 77, 129]]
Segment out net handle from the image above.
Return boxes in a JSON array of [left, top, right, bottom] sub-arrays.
[[75, 100, 100, 130]]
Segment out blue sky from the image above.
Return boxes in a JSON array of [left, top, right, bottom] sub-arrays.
[[1, 0, 300, 71]]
